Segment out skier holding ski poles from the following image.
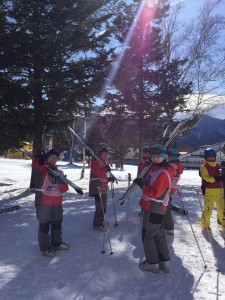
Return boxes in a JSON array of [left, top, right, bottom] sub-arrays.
[[134, 144, 174, 273], [30, 149, 70, 257], [164, 147, 183, 235], [199, 148, 225, 232], [89, 147, 114, 231]]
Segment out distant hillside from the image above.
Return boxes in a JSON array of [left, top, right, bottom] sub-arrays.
[[178, 115, 225, 151]]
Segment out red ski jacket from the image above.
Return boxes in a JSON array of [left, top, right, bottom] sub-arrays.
[[139, 164, 174, 214], [89, 158, 109, 196]]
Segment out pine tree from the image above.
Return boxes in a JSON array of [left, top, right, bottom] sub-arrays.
[[0, 0, 116, 153], [104, 0, 192, 152]]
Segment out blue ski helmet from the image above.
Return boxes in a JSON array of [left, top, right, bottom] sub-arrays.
[[204, 148, 216, 158], [150, 144, 168, 159], [168, 147, 180, 159]]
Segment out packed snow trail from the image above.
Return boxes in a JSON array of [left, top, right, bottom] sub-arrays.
[[0, 158, 225, 300]]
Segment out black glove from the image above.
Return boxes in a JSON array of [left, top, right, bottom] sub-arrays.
[[214, 175, 225, 182], [133, 177, 144, 189], [201, 185, 206, 195], [105, 165, 111, 172], [108, 175, 118, 184], [38, 152, 47, 165], [108, 176, 115, 183]]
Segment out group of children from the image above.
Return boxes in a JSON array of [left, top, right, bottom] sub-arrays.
[[30, 144, 225, 274]]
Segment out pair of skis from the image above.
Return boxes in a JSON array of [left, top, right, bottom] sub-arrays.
[[68, 126, 119, 183], [117, 121, 185, 205], [20, 148, 84, 195]]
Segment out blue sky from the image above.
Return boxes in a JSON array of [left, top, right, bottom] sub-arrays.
[[178, 0, 204, 17], [172, 0, 225, 20]]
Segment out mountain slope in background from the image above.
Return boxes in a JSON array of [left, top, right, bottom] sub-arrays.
[[178, 115, 225, 151]]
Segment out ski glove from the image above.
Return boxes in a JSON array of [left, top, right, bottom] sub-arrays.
[[214, 175, 225, 182], [133, 177, 144, 189], [108, 176, 118, 184], [38, 152, 47, 165]]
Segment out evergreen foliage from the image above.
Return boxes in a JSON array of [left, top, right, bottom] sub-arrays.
[[0, 0, 117, 152], [104, 0, 192, 152]]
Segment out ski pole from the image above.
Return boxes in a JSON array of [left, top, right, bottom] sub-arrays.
[[30, 188, 45, 192], [195, 187, 219, 271], [111, 182, 118, 226], [126, 173, 131, 223], [177, 189, 207, 269], [0, 205, 20, 214], [219, 161, 225, 221], [98, 188, 113, 255]]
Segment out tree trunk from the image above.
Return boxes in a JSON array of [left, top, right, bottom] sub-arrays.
[[32, 81, 43, 154]]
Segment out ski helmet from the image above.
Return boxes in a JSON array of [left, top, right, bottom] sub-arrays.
[[150, 144, 168, 159], [204, 148, 216, 158], [168, 147, 180, 159]]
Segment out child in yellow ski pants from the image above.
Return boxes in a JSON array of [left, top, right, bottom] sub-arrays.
[[200, 188, 224, 228]]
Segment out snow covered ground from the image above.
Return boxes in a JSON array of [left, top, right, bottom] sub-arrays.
[[0, 158, 225, 300]]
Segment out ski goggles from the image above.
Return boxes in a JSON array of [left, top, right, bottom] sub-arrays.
[[149, 147, 168, 155]]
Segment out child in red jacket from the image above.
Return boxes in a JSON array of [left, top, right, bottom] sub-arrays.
[[134, 144, 174, 273], [30, 149, 69, 257], [89, 147, 111, 231]]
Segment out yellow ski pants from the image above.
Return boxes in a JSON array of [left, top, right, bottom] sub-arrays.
[[200, 187, 225, 228]]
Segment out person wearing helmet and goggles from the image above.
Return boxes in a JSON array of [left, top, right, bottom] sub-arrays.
[[199, 148, 225, 232], [134, 144, 174, 273]]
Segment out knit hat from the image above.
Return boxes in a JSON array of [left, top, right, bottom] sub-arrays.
[[168, 147, 180, 159], [150, 144, 168, 159], [98, 147, 109, 155], [45, 149, 59, 159]]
